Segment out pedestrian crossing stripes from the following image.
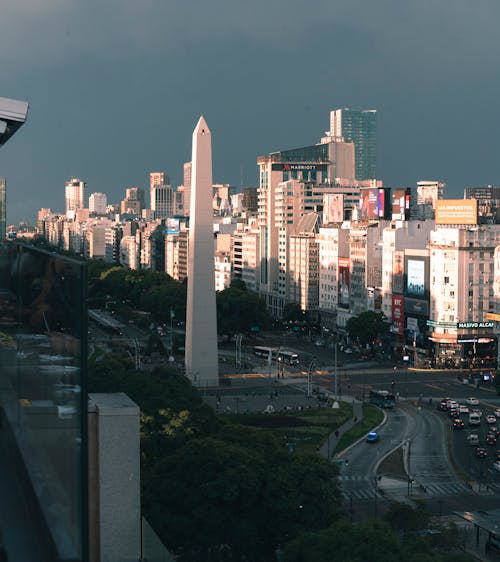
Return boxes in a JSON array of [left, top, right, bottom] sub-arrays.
[[340, 480, 486, 501]]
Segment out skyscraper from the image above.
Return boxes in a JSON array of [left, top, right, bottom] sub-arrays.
[[65, 177, 86, 216], [149, 172, 173, 219], [0, 177, 5, 239], [329, 108, 377, 181]]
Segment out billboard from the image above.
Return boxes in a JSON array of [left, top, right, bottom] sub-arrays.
[[166, 218, 180, 235], [404, 256, 429, 299], [338, 257, 350, 309], [391, 295, 404, 335], [359, 187, 391, 220], [435, 199, 478, 225], [393, 251, 404, 294], [323, 194, 344, 224], [391, 188, 411, 220]]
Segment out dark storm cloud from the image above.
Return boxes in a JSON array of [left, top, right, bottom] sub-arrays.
[[1, 0, 500, 223]]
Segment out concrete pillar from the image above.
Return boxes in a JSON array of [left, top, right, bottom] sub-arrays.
[[88, 393, 141, 562]]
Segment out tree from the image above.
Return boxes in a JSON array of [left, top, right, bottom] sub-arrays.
[[216, 283, 271, 335], [282, 303, 305, 324], [346, 310, 389, 347]]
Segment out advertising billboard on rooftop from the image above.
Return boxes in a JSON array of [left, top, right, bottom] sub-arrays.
[[435, 199, 478, 225]]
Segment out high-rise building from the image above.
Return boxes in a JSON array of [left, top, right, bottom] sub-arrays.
[[89, 192, 107, 215], [149, 172, 173, 219], [65, 177, 86, 216], [0, 177, 5, 239], [121, 187, 145, 215], [415, 180, 445, 220], [329, 108, 377, 181]]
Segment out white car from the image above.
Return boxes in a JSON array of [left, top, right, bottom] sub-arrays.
[[466, 397, 479, 406], [495, 408, 500, 418], [458, 404, 470, 414], [493, 460, 500, 472], [486, 415, 497, 424]]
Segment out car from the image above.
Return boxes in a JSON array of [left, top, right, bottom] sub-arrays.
[[343, 348, 353, 354], [486, 414, 497, 424], [449, 408, 460, 418], [467, 434, 480, 445], [452, 418, 465, 430], [366, 431, 379, 443], [475, 447, 488, 458], [447, 400, 459, 410], [495, 451, 500, 461], [495, 408, 500, 418], [466, 397, 479, 406], [486, 434, 497, 446], [458, 404, 470, 414], [493, 460, 500, 472], [488, 427, 500, 437]]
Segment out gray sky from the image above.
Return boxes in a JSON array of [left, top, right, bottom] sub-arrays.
[[2, 0, 500, 224]]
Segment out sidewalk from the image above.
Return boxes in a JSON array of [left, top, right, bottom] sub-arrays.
[[319, 398, 364, 460]]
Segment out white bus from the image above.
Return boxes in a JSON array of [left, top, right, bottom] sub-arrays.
[[253, 346, 277, 362], [277, 350, 299, 365]]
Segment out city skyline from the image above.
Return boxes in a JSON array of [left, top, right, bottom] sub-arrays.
[[2, 1, 500, 224]]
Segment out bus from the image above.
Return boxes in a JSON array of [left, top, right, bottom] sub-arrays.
[[253, 346, 277, 362], [369, 390, 396, 408], [277, 350, 300, 365]]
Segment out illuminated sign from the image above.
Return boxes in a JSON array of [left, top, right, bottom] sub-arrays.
[[457, 321, 495, 329], [166, 218, 180, 235], [426, 320, 457, 329], [271, 163, 328, 172], [435, 199, 478, 225], [338, 257, 350, 309], [391, 295, 404, 335], [486, 313, 500, 322], [391, 188, 411, 220], [359, 188, 391, 220]]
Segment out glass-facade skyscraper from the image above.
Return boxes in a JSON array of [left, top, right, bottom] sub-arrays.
[[330, 108, 377, 181], [0, 177, 5, 239]]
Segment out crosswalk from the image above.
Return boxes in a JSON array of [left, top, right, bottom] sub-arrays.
[[338, 475, 500, 501]]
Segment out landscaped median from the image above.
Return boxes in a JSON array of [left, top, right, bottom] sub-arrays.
[[224, 402, 353, 455], [333, 404, 384, 455]]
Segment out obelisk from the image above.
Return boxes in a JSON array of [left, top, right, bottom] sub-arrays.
[[184, 116, 219, 386]]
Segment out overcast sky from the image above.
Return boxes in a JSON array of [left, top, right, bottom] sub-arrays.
[[1, 0, 499, 224]]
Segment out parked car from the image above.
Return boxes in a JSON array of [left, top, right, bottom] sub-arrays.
[[466, 397, 479, 406], [452, 418, 465, 430], [486, 414, 497, 424], [366, 431, 379, 443], [475, 447, 488, 458]]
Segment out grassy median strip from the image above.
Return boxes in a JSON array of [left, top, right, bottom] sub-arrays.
[[224, 402, 353, 455], [333, 404, 384, 455]]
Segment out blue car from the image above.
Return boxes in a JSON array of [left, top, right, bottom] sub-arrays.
[[366, 431, 379, 443]]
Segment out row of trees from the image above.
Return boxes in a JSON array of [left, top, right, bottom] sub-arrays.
[[87, 261, 272, 336], [87, 260, 391, 349]]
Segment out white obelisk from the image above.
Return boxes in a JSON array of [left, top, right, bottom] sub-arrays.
[[184, 116, 219, 386]]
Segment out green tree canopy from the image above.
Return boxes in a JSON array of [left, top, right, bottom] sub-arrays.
[[216, 282, 271, 335], [346, 310, 388, 346]]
